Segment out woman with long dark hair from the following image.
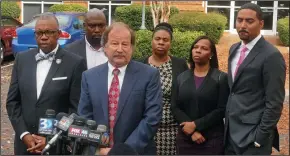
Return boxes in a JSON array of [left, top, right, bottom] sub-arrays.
[[171, 36, 229, 155]]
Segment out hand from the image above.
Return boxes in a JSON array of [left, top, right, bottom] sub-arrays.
[[100, 148, 111, 155], [27, 134, 46, 153], [180, 122, 196, 135], [191, 131, 206, 144], [22, 134, 36, 153]]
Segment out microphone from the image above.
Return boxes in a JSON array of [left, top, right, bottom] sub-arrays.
[[38, 109, 57, 135], [82, 120, 98, 155], [68, 116, 88, 155], [41, 113, 75, 155], [94, 125, 109, 155]]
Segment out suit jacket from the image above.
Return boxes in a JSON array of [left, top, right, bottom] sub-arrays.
[[225, 37, 286, 151], [64, 39, 87, 69], [171, 68, 229, 139], [6, 47, 86, 155], [141, 55, 189, 102], [78, 60, 163, 155]]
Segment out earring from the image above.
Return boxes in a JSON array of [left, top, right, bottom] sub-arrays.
[[210, 57, 212, 60]]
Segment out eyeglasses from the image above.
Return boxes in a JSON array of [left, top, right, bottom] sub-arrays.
[[34, 30, 59, 37]]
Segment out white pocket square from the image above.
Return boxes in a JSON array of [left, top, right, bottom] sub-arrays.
[[52, 77, 67, 81]]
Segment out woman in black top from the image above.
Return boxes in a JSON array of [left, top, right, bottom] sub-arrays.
[[141, 22, 188, 155], [171, 36, 229, 155]]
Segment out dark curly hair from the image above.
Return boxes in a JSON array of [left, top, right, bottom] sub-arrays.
[[188, 36, 219, 70]]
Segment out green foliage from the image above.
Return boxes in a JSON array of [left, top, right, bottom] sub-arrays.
[[134, 29, 205, 60], [277, 17, 289, 46], [48, 4, 87, 13], [114, 4, 179, 31], [169, 11, 227, 43], [1, 1, 21, 19]]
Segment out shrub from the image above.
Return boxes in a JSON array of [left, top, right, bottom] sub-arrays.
[[48, 4, 87, 13], [169, 11, 227, 43], [114, 4, 179, 31], [277, 17, 289, 46], [1, 1, 21, 19], [134, 29, 205, 60]]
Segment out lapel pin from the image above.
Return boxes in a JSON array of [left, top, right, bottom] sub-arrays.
[[56, 59, 62, 64]]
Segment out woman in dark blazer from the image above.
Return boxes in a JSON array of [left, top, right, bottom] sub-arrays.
[[141, 22, 188, 155], [171, 36, 230, 155]]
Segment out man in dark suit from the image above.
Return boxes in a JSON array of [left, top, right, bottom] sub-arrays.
[[6, 14, 86, 155], [78, 22, 163, 155], [225, 3, 286, 155], [64, 8, 108, 70]]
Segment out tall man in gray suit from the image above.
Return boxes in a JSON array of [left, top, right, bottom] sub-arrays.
[[225, 3, 286, 155], [65, 8, 108, 69]]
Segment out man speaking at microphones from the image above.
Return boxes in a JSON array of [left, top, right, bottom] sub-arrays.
[[78, 22, 163, 155], [6, 14, 86, 155]]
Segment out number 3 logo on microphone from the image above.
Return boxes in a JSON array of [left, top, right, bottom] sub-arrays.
[[40, 119, 53, 129]]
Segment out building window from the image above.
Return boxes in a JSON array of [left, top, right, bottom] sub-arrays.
[[22, 1, 63, 23], [206, 1, 231, 30], [89, 1, 132, 25]]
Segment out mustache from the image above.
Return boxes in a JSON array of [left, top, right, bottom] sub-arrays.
[[239, 30, 249, 33]]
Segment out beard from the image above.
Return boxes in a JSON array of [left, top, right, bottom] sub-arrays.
[[88, 36, 102, 48]]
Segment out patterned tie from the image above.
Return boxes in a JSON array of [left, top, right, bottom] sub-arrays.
[[108, 68, 120, 147], [234, 45, 248, 77], [35, 52, 55, 62]]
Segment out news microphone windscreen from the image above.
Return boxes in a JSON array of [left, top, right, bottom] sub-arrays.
[[56, 112, 68, 121], [45, 109, 56, 118], [108, 143, 138, 155], [86, 120, 97, 129], [73, 116, 86, 126], [97, 125, 107, 132]]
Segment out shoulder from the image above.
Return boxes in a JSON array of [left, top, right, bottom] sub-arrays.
[[230, 42, 241, 50], [211, 68, 228, 81], [64, 39, 85, 49], [61, 48, 83, 61], [84, 62, 106, 76], [15, 49, 38, 61], [132, 60, 158, 74], [170, 56, 187, 63], [177, 69, 191, 81]]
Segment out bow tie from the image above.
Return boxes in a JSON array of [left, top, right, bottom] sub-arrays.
[[35, 52, 55, 62]]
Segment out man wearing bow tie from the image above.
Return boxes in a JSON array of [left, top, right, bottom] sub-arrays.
[[6, 14, 86, 155]]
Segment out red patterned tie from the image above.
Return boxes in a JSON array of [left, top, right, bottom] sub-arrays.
[[108, 68, 120, 147], [234, 45, 248, 78]]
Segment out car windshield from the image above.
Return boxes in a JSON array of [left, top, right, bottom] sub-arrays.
[[24, 15, 71, 27]]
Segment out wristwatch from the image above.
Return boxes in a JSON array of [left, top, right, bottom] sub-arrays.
[[254, 142, 261, 148]]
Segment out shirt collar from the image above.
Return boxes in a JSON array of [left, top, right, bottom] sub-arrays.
[[241, 33, 262, 51], [108, 62, 127, 76], [39, 44, 59, 55], [85, 36, 103, 52]]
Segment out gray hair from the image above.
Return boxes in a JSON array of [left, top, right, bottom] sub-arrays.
[[35, 13, 59, 28], [85, 8, 106, 19]]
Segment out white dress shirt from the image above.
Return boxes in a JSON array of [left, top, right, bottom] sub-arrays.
[[107, 62, 127, 93], [231, 34, 262, 80], [20, 45, 59, 140], [85, 37, 108, 69]]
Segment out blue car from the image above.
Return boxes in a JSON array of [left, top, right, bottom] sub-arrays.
[[12, 12, 85, 55]]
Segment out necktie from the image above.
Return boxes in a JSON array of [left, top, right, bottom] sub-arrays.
[[108, 68, 120, 147], [234, 45, 248, 78], [35, 52, 55, 62]]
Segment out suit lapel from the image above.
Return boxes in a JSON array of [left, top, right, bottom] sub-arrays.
[[115, 61, 139, 123], [228, 43, 241, 87], [100, 63, 109, 125], [36, 48, 65, 104], [79, 39, 87, 66], [30, 49, 39, 105], [233, 37, 264, 84]]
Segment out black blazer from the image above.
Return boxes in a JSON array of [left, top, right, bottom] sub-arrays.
[[141, 55, 189, 101], [64, 39, 87, 69], [171, 68, 229, 138], [6, 47, 86, 154]]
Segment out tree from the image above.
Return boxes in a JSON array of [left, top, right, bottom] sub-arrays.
[[149, 1, 171, 28]]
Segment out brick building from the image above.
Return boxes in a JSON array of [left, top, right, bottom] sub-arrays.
[[16, 1, 289, 35]]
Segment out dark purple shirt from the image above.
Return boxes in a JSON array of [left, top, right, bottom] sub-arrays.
[[194, 75, 205, 89]]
